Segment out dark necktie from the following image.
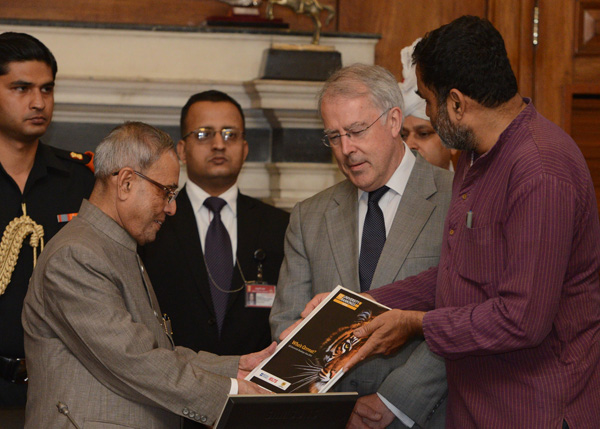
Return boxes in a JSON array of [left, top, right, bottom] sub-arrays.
[[359, 186, 389, 292], [203, 197, 234, 334]]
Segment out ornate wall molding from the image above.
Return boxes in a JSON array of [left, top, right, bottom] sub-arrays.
[[0, 21, 374, 207]]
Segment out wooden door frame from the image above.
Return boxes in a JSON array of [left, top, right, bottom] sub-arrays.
[[487, 0, 537, 99]]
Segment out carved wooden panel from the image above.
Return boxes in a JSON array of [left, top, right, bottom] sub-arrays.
[[566, 89, 600, 220], [576, 0, 600, 55]]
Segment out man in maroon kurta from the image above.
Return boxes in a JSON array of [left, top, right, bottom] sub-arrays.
[[317, 16, 600, 428]]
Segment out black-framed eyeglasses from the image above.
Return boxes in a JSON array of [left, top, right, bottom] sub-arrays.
[[112, 170, 179, 204], [182, 127, 244, 143], [322, 108, 391, 148]]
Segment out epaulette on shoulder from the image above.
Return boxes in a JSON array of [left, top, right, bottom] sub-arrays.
[[53, 148, 95, 173]]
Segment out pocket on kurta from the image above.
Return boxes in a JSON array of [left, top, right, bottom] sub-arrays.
[[453, 223, 505, 287]]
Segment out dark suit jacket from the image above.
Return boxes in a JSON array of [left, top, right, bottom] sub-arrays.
[[140, 187, 289, 356]]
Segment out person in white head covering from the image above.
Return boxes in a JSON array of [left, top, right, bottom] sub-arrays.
[[399, 38, 456, 170]]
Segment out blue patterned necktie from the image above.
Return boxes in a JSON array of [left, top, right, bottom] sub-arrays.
[[203, 197, 234, 334], [359, 186, 389, 292]]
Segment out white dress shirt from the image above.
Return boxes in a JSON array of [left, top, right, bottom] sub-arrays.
[[357, 143, 417, 427], [357, 143, 416, 247], [185, 180, 239, 394], [186, 180, 238, 266]]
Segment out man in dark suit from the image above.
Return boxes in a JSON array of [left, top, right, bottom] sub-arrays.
[[140, 91, 289, 367]]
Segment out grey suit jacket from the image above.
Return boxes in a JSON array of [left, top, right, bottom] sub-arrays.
[[22, 200, 239, 429], [270, 154, 453, 428]]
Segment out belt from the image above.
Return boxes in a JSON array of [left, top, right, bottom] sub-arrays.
[[0, 356, 27, 384]]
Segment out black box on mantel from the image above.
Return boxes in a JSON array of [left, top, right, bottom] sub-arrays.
[[261, 45, 342, 81]]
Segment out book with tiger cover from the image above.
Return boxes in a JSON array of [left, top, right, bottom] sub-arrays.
[[245, 285, 390, 394]]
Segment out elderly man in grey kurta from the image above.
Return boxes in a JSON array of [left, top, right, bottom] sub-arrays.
[[22, 122, 272, 429]]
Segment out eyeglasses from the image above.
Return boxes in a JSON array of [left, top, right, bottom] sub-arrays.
[[112, 170, 179, 204], [322, 108, 391, 148], [182, 127, 244, 143]]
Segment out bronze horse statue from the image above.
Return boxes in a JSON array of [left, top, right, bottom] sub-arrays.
[[266, 0, 335, 45]]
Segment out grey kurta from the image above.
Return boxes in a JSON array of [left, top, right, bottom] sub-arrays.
[[22, 200, 238, 428], [270, 154, 452, 428]]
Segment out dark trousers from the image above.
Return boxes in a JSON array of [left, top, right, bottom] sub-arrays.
[[0, 378, 26, 429]]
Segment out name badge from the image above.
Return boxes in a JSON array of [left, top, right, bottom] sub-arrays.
[[245, 283, 276, 308]]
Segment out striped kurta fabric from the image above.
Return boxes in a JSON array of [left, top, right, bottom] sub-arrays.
[[370, 100, 600, 428]]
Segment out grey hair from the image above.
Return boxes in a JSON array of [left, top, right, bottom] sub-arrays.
[[94, 121, 176, 180], [317, 63, 404, 117]]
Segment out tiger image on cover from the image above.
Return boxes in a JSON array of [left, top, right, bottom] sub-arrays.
[[246, 285, 389, 393]]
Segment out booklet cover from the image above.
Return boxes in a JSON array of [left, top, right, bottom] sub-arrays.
[[246, 285, 389, 393]]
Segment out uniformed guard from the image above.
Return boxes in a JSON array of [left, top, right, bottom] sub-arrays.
[[0, 32, 95, 427]]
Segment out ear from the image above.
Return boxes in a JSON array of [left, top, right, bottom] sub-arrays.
[[447, 89, 466, 121], [115, 168, 134, 202], [176, 140, 187, 164], [388, 106, 403, 138]]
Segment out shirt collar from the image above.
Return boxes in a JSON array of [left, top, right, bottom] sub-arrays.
[[186, 179, 238, 215], [79, 199, 138, 252], [358, 142, 416, 201], [37, 142, 70, 174], [21, 143, 70, 195]]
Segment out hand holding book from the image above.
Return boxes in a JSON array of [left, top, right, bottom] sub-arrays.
[[238, 341, 277, 378], [247, 286, 389, 394], [343, 309, 426, 373], [279, 291, 376, 341]]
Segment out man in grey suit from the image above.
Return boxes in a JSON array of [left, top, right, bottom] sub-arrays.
[[270, 64, 453, 428], [22, 122, 273, 428]]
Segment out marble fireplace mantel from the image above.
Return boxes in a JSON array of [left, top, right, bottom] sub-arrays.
[[0, 20, 378, 209]]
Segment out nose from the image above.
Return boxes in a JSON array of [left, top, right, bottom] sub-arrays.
[[338, 134, 356, 156], [211, 133, 226, 150], [30, 89, 46, 111], [405, 134, 419, 150], [165, 199, 177, 216]]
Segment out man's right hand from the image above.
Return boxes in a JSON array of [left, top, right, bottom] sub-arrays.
[[237, 342, 276, 378], [279, 292, 330, 341], [237, 379, 273, 395]]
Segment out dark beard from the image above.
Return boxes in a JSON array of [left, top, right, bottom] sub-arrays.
[[433, 102, 478, 152]]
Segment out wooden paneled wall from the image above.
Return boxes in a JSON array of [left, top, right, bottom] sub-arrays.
[[0, 0, 484, 80], [0, 1, 336, 36], [337, 1, 485, 80]]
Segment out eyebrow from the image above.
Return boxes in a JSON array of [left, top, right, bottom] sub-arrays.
[[323, 121, 368, 135], [10, 79, 55, 88], [10, 79, 33, 86], [192, 125, 240, 130], [414, 124, 434, 132]]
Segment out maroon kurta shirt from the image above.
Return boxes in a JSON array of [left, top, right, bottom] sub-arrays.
[[370, 100, 600, 428]]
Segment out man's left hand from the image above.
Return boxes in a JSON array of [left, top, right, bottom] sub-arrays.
[[343, 309, 425, 372], [237, 341, 277, 378], [347, 394, 395, 429]]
